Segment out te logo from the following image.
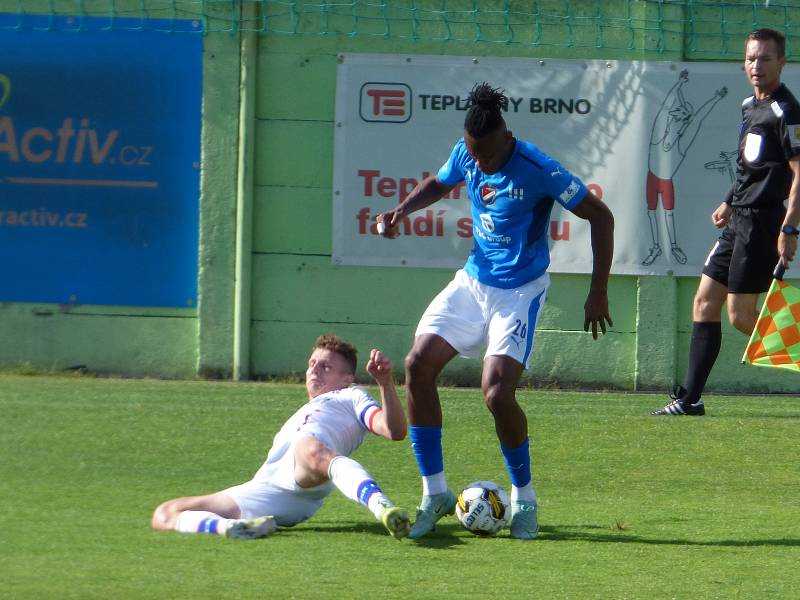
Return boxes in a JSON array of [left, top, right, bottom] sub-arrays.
[[360, 83, 412, 123]]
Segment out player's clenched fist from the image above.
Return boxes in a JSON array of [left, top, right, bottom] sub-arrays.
[[366, 349, 393, 383]]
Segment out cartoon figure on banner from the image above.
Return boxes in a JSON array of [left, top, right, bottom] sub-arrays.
[[704, 150, 738, 183], [643, 69, 727, 266]]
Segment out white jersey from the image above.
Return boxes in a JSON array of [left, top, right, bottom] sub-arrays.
[[223, 385, 384, 524], [252, 386, 382, 487]]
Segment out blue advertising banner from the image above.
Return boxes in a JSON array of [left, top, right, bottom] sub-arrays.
[[0, 14, 202, 307]]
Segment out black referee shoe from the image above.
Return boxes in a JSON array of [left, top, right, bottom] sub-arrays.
[[650, 385, 705, 416]]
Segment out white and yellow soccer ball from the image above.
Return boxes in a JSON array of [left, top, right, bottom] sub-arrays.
[[455, 481, 511, 536]]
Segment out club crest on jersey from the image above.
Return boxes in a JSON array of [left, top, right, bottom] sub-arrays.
[[481, 186, 498, 205]]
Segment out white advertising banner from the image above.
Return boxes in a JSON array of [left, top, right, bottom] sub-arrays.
[[332, 54, 800, 276]]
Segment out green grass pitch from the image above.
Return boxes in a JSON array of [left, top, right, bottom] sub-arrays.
[[3, 373, 800, 598]]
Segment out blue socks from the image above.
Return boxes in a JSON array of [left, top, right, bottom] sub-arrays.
[[501, 438, 532, 488], [411, 427, 533, 497], [410, 425, 444, 475]]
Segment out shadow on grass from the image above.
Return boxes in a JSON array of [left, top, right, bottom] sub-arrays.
[[284, 521, 467, 548], [541, 524, 800, 547], [271, 521, 800, 548]]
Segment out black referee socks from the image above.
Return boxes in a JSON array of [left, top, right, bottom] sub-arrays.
[[683, 321, 722, 403]]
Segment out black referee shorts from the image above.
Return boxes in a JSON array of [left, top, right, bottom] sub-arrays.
[[702, 206, 784, 294]]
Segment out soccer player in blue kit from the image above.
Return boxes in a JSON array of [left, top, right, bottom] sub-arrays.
[[377, 82, 614, 539]]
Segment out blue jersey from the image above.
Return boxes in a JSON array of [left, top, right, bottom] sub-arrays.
[[437, 138, 588, 288]]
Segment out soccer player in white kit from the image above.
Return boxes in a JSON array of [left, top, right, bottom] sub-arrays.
[[151, 335, 411, 540], [378, 83, 614, 540]]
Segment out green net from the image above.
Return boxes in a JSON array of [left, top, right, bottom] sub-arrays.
[[2, 1, 799, 58]]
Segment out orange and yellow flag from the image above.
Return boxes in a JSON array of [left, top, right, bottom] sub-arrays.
[[743, 271, 800, 372]]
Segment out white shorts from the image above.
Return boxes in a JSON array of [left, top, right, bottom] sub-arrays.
[[222, 434, 333, 527], [416, 269, 549, 368]]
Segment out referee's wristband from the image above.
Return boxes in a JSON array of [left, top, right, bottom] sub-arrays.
[[781, 224, 800, 236]]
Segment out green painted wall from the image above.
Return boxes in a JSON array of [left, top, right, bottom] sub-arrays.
[[250, 33, 640, 388], [3, 0, 799, 393], [0, 0, 241, 379], [0, 304, 196, 377], [247, 4, 799, 393], [196, 14, 243, 379]]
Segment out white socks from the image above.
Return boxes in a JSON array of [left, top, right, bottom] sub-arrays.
[[175, 510, 233, 535], [511, 482, 537, 504], [421, 472, 448, 496], [328, 455, 392, 519]]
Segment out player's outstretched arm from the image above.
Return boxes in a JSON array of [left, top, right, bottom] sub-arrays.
[[376, 176, 455, 239], [365, 349, 407, 441], [570, 191, 614, 339]]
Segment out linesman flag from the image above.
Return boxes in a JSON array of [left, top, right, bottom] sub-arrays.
[[743, 262, 800, 372]]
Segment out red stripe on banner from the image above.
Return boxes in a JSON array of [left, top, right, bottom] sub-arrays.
[[7, 176, 159, 188]]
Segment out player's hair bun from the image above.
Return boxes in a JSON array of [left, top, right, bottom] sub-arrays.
[[464, 82, 507, 137], [470, 82, 505, 110]]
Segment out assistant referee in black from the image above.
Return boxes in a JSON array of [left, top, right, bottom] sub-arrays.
[[653, 28, 800, 416]]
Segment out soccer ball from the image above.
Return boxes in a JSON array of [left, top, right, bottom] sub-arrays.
[[455, 481, 511, 536]]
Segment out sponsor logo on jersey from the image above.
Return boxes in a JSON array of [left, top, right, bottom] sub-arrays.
[[559, 180, 580, 204], [510, 187, 524, 200], [481, 185, 498, 205], [479, 213, 495, 232]]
